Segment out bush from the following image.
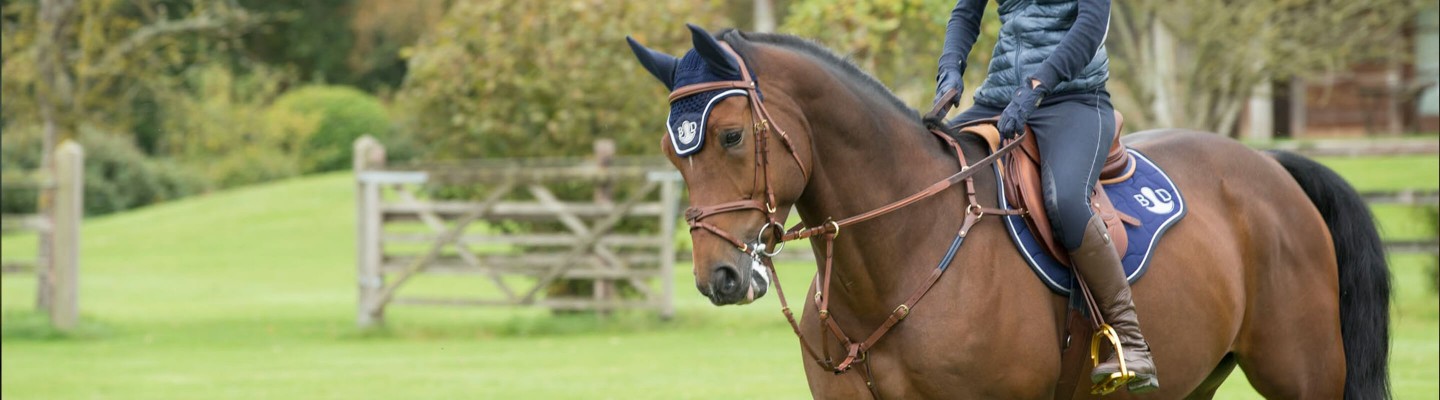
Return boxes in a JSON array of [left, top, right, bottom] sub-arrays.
[[268, 85, 390, 172], [0, 128, 44, 215], [157, 64, 304, 189], [1, 126, 207, 217], [206, 149, 303, 189]]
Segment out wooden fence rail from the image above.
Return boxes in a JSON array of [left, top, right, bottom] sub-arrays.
[[353, 136, 681, 328], [0, 141, 83, 331], [1360, 189, 1440, 206], [1261, 138, 1439, 157]]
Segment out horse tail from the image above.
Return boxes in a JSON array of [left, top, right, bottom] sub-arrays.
[[1267, 150, 1391, 399]]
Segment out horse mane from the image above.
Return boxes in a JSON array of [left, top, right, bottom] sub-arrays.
[[718, 29, 919, 118]]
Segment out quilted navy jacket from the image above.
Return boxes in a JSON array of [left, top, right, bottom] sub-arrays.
[[939, 0, 1111, 108]]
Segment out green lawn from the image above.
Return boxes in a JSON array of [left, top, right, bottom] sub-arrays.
[[2, 154, 1436, 399]]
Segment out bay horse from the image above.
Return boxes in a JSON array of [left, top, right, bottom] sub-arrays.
[[628, 26, 1390, 399]]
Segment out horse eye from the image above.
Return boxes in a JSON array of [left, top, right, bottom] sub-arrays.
[[721, 129, 744, 148]]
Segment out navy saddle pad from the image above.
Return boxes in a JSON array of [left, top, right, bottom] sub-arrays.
[[993, 149, 1187, 295]]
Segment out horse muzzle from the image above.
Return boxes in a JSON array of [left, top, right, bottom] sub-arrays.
[[700, 259, 770, 305]]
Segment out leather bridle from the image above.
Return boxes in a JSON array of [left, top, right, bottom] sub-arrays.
[[669, 42, 1025, 399]]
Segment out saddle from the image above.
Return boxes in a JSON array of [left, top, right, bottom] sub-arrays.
[[958, 111, 1138, 265]]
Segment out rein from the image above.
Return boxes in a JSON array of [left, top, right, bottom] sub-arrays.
[[671, 45, 1025, 397]]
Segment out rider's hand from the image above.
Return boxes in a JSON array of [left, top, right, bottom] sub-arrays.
[[932, 68, 964, 110], [997, 79, 1047, 140]]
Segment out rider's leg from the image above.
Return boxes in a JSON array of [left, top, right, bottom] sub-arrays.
[[1027, 94, 1159, 393]]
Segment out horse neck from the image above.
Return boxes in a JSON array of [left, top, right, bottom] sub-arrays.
[[769, 54, 971, 316]]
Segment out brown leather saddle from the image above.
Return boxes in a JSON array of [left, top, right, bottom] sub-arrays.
[[957, 111, 1138, 265]]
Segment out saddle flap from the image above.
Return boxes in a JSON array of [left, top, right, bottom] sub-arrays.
[[996, 133, 1128, 265], [956, 111, 1136, 266]]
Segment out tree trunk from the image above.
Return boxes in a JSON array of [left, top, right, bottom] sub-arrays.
[[753, 0, 775, 33], [1246, 79, 1275, 142], [1148, 20, 1176, 129], [34, 0, 77, 313]]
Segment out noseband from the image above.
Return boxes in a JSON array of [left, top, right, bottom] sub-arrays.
[[669, 42, 1025, 398]]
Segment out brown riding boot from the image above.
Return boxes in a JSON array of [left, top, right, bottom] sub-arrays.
[[1070, 214, 1159, 393]]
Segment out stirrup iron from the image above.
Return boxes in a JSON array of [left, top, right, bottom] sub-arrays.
[[1089, 324, 1136, 395]]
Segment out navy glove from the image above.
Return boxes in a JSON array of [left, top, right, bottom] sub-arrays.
[[997, 81, 1047, 139], [932, 68, 964, 109]]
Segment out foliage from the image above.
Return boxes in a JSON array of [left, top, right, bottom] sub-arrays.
[[235, 0, 354, 86], [235, 0, 444, 93], [1109, 0, 1431, 135], [157, 63, 306, 188], [781, 0, 1000, 109], [396, 0, 729, 160], [0, 0, 271, 213], [0, 125, 205, 216], [0, 0, 259, 142], [346, 0, 447, 93], [268, 85, 390, 173], [200, 147, 302, 190]]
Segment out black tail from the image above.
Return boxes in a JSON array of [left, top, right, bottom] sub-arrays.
[[1268, 150, 1391, 399]]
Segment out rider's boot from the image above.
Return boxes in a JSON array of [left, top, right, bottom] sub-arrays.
[[1070, 213, 1160, 393]]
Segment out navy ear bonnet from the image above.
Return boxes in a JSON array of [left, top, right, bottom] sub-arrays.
[[666, 49, 752, 157]]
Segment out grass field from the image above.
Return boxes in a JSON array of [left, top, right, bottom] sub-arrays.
[[2, 154, 1437, 399]]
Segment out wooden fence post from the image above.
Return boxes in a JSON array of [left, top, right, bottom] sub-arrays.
[[50, 140, 82, 331], [658, 174, 680, 320], [354, 136, 386, 329], [35, 170, 53, 313], [593, 140, 616, 313], [594, 139, 615, 205]]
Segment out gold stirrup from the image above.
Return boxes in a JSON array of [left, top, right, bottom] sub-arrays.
[[1090, 324, 1136, 395]]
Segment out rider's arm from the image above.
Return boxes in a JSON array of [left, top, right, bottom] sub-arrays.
[[1030, 0, 1110, 89], [938, 0, 987, 77]]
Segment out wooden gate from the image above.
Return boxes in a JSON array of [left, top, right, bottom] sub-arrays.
[[353, 137, 681, 328]]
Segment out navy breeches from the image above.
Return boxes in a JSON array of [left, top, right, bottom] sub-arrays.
[[955, 93, 1116, 251]]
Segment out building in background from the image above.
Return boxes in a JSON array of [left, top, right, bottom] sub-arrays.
[[1246, 4, 1439, 139]]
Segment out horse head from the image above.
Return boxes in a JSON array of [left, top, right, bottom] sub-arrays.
[[628, 25, 813, 306]]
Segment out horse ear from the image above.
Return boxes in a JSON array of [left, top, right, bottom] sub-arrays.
[[686, 24, 740, 78], [627, 36, 678, 90]]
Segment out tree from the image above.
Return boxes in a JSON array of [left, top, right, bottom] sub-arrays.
[[396, 0, 729, 160], [781, 0, 1000, 110], [345, 0, 447, 92], [3, 0, 258, 306], [1108, 0, 1428, 136], [234, 0, 446, 92], [3, 0, 260, 154]]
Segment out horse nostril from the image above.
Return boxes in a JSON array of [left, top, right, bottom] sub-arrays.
[[711, 265, 742, 297]]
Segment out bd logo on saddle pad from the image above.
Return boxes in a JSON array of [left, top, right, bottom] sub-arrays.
[[1134, 187, 1175, 215]]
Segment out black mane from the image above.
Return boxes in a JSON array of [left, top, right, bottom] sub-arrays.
[[719, 29, 918, 117]]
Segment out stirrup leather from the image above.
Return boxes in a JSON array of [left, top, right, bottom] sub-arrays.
[[1089, 324, 1136, 395]]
